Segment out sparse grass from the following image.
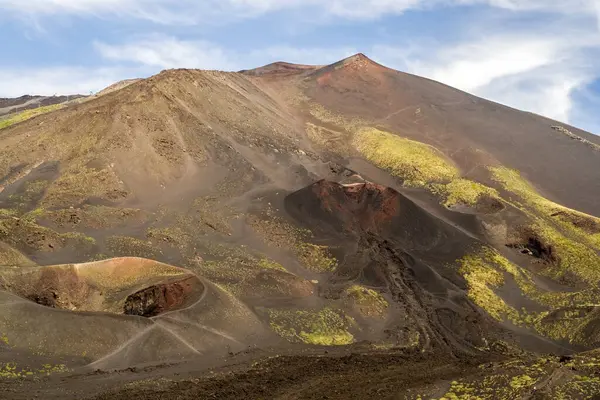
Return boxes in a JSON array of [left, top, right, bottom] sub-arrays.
[[353, 128, 459, 186], [247, 214, 338, 273], [0, 242, 36, 267], [105, 236, 160, 259], [62, 232, 96, 245], [0, 104, 63, 130], [431, 178, 499, 207], [196, 255, 306, 298], [345, 285, 389, 318], [147, 227, 190, 249], [267, 307, 355, 346], [309, 103, 365, 133], [42, 165, 126, 208], [22, 207, 46, 223], [297, 243, 338, 273], [0, 209, 16, 218], [305, 122, 350, 153], [428, 354, 600, 400], [309, 105, 498, 209]]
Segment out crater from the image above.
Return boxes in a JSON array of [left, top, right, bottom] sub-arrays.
[[0, 257, 204, 317], [507, 228, 557, 264]]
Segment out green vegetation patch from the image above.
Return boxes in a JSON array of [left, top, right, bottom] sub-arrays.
[[428, 355, 600, 400], [345, 285, 389, 318], [490, 166, 600, 249], [458, 250, 520, 322], [431, 178, 499, 207], [527, 219, 600, 285], [0, 104, 63, 130], [0, 362, 68, 379], [353, 128, 459, 186], [309, 104, 500, 209], [456, 246, 600, 345], [267, 307, 355, 346]]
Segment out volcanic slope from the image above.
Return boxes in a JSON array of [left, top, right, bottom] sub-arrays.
[[0, 54, 600, 398]]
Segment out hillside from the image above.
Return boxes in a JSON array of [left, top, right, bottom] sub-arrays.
[[0, 54, 599, 399]]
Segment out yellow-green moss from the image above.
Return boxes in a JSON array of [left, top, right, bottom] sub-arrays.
[[529, 220, 600, 285], [267, 307, 355, 346], [0, 104, 63, 130], [353, 128, 459, 186], [431, 178, 499, 207], [0, 362, 68, 379], [456, 246, 600, 345], [458, 251, 519, 322], [257, 258, 287, 272], [345, 285, 389, 317], [62, 232, 96, 245], [308, 103, 365, 133], [22, 207, 46, 223], [297, 243, 338, 272], [490, 166, 600, 249], [491, 166, 600, 288]]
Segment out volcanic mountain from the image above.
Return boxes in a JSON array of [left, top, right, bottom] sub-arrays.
[[1, 53, 600, 399]]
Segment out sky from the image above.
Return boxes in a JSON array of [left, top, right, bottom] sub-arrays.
[[1, 1, 600, 134]]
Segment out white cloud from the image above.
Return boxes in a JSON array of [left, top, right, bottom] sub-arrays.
[[0, 66, 136, 97], [94, 35, 358, 71], [372, 28, 600, 125], [3, 0, 597, 23], [95, 37, 238, 70]]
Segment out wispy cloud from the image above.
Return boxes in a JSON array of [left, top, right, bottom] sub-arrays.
[[94, 36, 239, 70], [0, 66, 133, 97], [94, 35, 357, 71], [2, 0, 599, 22]]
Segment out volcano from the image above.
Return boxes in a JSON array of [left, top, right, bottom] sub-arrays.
[[1, 54, 600, 399]]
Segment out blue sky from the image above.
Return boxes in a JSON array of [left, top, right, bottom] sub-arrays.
[[1, 0, 600, 134]]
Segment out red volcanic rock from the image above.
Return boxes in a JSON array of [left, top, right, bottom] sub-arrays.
[[309, 180, 401, 234]]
